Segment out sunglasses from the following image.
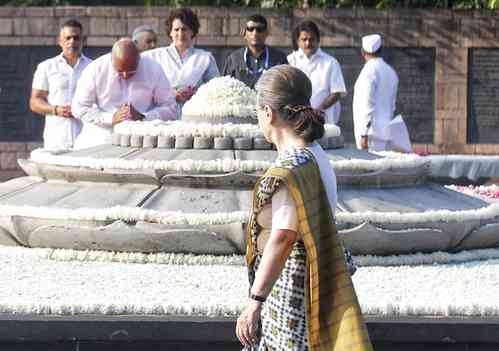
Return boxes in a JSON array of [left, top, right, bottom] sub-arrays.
[[246, 26, 266, 33]]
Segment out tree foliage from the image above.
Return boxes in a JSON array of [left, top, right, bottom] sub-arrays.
[[1, 0, 498, 8]]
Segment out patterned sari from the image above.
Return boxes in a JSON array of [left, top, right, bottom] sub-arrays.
[[246, 148, 373, 351]]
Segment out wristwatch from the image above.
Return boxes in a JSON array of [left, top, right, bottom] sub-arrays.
[[249, 293, 266, 303]]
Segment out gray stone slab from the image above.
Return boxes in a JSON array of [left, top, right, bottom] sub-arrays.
[[338, 183, 488, 213], [127, 149, 234, 161], [428, 155, 499, 183], [26, 220, 239, 255], [19, 159, 160, 185], [325, 148, 379, 161], [161, 171, 257, 187], [143, 185, 252, 213], [235, 150, 277, 162], [340, 223, 451, 255], [0, 181, 157, 209], [0, 177, 42, 199], [458, 222, 499, 251], [63, 145, 139, 159]]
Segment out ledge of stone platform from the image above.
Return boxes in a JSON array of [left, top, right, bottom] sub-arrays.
[[0, 314, 497, 344]]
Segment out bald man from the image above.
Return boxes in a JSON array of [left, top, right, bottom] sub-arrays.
[[72, 38, 176, 149]]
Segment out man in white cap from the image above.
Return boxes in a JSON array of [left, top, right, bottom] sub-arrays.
[[352, 34, 399, 151]]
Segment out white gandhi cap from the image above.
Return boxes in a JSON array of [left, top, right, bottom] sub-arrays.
[[362, 34, 382, 53]]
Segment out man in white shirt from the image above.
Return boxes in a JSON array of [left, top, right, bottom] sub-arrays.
[[30, 19, 92, 150], [287, 20, 346, 125], [352, 34, 399, 151], [72, 38, 176, 149]]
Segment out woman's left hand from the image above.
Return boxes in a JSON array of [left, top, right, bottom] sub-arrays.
[[236, 300, 262, 348]]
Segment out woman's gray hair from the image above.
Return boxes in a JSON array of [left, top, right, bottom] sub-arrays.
[[255, 65, 325, 143], [256, 64, 311, 112]]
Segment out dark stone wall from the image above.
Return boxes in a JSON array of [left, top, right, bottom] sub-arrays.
[[0, 6, 499, 181]]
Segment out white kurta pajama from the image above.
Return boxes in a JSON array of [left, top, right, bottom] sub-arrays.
[[143, 45, 219, 117], [352, 57, 399, 151], [72, 53, 176, 149], [32, 53, 92, 150], [287, 48, 346, 125]]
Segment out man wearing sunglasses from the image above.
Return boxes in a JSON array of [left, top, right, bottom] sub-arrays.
[[222, 14, 288, 89], [72, 38, 176, 149], [30, 19, 92, 150]]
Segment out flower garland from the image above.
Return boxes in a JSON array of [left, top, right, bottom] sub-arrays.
[[30, 149, 428, 174], [113, 120, 342, 139], [2, 244, 498, 268], [2, 201, 499, 227], [0, 246, 245, 266], [0, 204, 249, 225], [31, 149, 272, 173]]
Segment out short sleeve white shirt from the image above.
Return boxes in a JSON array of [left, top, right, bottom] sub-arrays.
[[32, 53, 92, 150], [288, 48, 346, 124]]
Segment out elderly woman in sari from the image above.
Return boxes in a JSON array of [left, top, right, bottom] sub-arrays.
[[236, 65, 372, 351], [143, 7, 219, 116]]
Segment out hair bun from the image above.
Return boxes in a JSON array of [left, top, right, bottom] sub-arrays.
[[283, 105, 325, 124], [283, 105, 325, 142]]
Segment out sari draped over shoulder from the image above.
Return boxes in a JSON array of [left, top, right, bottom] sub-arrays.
[[246, 148, 373, 351]]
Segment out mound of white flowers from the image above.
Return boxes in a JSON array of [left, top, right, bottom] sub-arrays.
[[182, 76, 257, 119]]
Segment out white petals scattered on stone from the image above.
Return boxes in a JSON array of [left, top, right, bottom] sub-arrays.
[[182, 76, 257, 119], [355, 260, 499, 317], [0, 245, 498, 317]]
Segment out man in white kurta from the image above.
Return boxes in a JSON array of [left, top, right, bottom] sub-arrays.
[[353, 34, 399, 151], [287, 20, 346, 125], [72, 39, 176, 149], [30, 19, 92, 150]]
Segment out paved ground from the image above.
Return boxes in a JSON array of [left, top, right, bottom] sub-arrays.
[[0, 341, 497, 350]]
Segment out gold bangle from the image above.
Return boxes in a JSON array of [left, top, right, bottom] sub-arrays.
[[52, 106, 57, 116]]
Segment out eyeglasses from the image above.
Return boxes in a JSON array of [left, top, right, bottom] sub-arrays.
[[246, 26, 266, 33]]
